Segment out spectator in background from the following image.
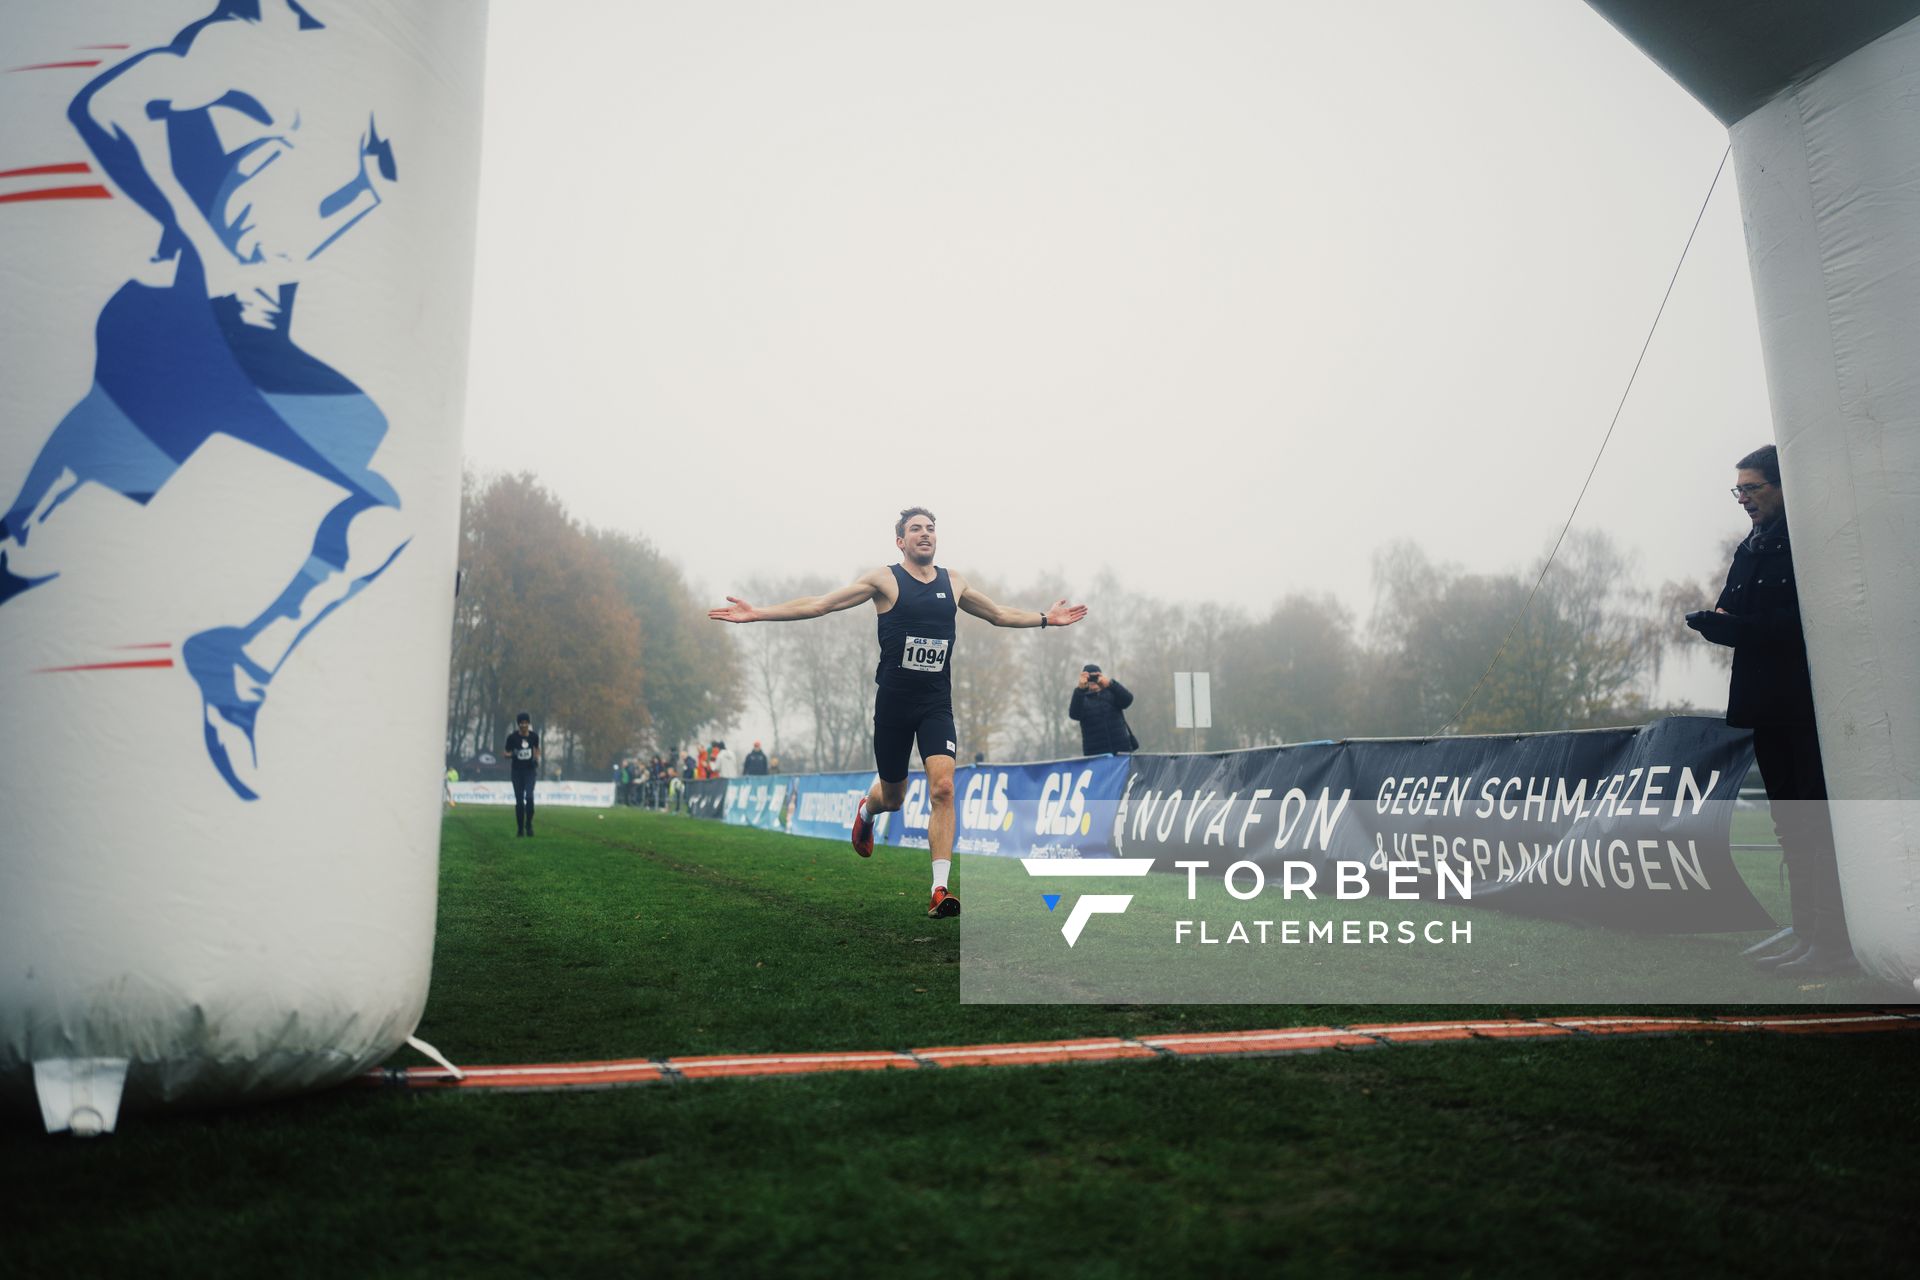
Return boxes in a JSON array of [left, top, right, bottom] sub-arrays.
[[1687, 443, 1852, 975], [744, 741, 769, 775], [1070, 663, 1137, 756], [683, 748, 697, 783], [713, 740, 738, 778]]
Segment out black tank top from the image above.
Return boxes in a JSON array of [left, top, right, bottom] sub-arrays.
[[876, 564, 957, 697]]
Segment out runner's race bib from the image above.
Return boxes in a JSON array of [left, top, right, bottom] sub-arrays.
[[901, 636, 950, 672]]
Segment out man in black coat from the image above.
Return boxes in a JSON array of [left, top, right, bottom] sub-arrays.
[[1070, 663, 1137, 756], [1687, 444, 1852, 974]]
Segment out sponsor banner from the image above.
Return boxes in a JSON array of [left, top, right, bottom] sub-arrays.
[[684, 778, 730, 821], [788, 771, 876, 842], [448, 781, 615, 809], [1113, 717, 1770, 932], [725, 776, 794, 831], [876, 757, 1134, 858]]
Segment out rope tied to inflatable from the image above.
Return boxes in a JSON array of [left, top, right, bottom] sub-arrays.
[[1437, 143, 1734, 735]]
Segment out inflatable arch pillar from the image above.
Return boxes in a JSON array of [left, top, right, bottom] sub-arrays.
[[1592, 1, 1920, 990], [0, 1, 489, 1131]]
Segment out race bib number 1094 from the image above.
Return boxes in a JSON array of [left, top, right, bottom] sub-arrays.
[[901, 636, 950, 672]]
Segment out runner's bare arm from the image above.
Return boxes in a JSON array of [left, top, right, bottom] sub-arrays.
[[709, 569, 889, 623], [951, 573, 1087, 629]]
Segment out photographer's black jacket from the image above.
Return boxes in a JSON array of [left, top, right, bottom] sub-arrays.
[[1711, 519, 1816, 728], [1070, 681, 1137, 755]]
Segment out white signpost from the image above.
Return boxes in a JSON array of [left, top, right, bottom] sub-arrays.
[[1173, 671, 1213, 732]]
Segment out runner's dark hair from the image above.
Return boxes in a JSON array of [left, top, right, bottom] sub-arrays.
[[895, 506, 936, 539]]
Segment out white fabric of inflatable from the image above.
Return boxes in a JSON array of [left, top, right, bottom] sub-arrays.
[[1731, 15, 1920, 990], [0, 2, 488, 1129]]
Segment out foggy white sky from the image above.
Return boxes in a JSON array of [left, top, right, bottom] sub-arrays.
[[461, 0, 1762, 732]]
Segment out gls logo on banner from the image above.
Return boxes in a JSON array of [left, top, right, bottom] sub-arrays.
[[1036, 767, 1097, 836], [1021, 858, 1155, 946]]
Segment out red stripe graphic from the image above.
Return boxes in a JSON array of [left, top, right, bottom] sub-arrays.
[[35, 658, 174, 673], [0, 162, 91, 180], [7, 61, 104, 72], [0, 186, 112, 205], [363, 1011, 1920, 1093], [78, 45, 132, 50], [115, 642, 174, 651]]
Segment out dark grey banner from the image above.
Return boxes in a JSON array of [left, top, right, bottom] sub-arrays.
[[684, 778, 729, 821], [1113, 717, 1771, 933]]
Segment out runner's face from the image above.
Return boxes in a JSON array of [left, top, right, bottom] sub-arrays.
[[898, 516, 936, 565]]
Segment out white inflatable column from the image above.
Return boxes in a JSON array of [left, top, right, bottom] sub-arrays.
[[1730, 16, 1920, 990], [0, 1, 488, 1127]]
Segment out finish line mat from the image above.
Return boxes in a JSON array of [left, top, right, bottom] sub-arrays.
[[363, 1011, 1920, 1093]]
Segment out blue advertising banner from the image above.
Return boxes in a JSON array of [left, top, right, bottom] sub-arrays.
[[876, 757, 1133, 859], [725, 776, 794, 831], [787, 770, 876, 842]]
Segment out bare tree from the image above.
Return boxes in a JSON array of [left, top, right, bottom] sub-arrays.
[[755, 573, 875, 772], [1658, 550, 1737, 673], [1218, 594, 1358, 747], [1005, 571, 1086, 760], [949, 577, 1021, 760], [736, 575, 790, 758], [1368, 530, 1672, 735]]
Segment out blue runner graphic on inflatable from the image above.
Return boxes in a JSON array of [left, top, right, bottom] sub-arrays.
[[0, 2, 405, 799]]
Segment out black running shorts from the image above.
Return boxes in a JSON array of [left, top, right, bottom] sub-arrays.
[[873, 692, 957, 783]]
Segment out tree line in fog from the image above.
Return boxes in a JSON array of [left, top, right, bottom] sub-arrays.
[[450, 473, 1725, 775]]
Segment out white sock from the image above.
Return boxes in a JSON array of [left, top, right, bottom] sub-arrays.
[[932, 859, 952, 891]]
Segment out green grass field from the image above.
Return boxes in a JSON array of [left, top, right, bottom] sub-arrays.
[[4, 805, 1916, 1278]]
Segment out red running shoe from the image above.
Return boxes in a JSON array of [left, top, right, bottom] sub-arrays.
[[850, 796, 875, 857], [928, 886, 961, 919]]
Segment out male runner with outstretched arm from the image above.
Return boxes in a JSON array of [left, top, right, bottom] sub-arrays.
[[709, 507, 1086, 918]]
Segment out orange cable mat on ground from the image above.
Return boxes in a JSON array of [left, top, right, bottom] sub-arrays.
[[362, 1011, 1920, 1094]]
